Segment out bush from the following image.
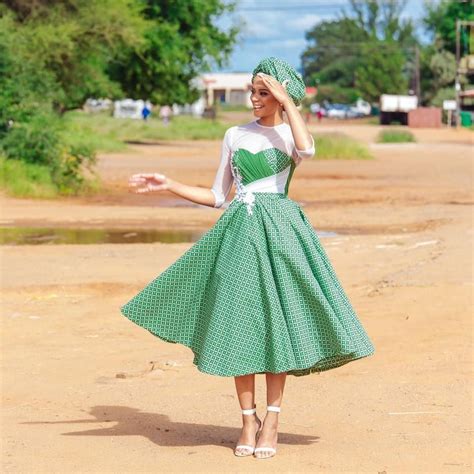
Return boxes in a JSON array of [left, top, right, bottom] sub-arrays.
[[376, 129, 416, 143], [0, 109, 100, 196], [0, 155, 57, 198], [315, 132, 373, 160]]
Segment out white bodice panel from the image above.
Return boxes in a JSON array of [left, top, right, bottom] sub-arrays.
[[210, 120, 315, 209]]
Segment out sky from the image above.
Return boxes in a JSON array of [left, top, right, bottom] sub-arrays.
[[214, 0, 431, 73]]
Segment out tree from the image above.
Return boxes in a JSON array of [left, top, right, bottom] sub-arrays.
[[420, 0, 473, 105], [301, 0, 417, 103], [109, 0, 240, 105], [344, 0, 416, 46], [2, 1, 147, 112], [302, 18, 369, 89], [423, 0, 474, 54], [355, 41, 408, 102], [0, 1, 147, 194]]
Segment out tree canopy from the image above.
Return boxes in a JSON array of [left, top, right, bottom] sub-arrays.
[[0, 0, 240, 194], [302, 0, 418, 103], [423, 0, 474, 54], [109, 0, 240, 105]]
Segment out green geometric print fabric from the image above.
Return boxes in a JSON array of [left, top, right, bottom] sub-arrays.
[[120, 193, 375, 377], [232, 147, 293, 186], [252, 56, 306, 105]]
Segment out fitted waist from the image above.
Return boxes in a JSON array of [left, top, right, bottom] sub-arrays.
[[231, 188, 289, 215]]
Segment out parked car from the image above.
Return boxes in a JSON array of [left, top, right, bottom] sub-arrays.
[[326, 103, 349, 119], [323, 98, 372, 119]]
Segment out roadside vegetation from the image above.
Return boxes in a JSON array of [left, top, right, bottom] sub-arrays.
[[315, 132, 373, 160], [376, 129, 416, 143], [65, 112, 230, 152]]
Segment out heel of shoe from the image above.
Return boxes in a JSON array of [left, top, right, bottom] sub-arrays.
[[234, 404, 260, 457]]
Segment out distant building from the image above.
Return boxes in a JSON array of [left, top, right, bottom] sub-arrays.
[[198, 73, 253, 107]]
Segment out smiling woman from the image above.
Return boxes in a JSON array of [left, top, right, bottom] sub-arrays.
[[120, 56, 375, 460]]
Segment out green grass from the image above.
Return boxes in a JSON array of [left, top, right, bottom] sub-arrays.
[[314, 132, 373, 160], [376, 128, 416, 143], [64, 110, 229, 152], [0, 155, 102, 198], [366, 117, 380, 125], [0, 156, 59, 198]]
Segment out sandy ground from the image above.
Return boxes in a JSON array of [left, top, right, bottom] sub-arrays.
[[1, 121, 473, 473]]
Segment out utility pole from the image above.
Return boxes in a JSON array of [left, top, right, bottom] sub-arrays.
[[455, 19, 474, 129], [415, 45, 421, 103], [455, 19, 461, 129]]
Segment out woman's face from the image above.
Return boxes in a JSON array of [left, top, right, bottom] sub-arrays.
[[250, 76, 281, 118]]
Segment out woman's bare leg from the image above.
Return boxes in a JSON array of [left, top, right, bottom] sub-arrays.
[[234, 373, 261, 455], [254, 371, 287, 458]]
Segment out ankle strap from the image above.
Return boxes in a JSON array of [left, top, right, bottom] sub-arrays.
[[267, 405, 281, 412], [241, 407, 256, 415]]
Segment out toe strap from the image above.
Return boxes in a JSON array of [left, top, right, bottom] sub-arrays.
[[254, 447, 276, 453], [236, 444, 255, 450]]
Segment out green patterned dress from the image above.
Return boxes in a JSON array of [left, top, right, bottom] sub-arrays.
[[120, 121, 375, 377]]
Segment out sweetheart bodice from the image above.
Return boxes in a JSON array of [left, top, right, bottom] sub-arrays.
[[230, 147, 296, 215], [231, 147, 294, 185]]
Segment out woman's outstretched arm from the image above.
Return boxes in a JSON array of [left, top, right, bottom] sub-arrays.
[[129, 173, 217, 207], [128, 128, 234, 208]]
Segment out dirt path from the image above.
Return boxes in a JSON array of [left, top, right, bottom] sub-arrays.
[[1, 124, 473, 472]]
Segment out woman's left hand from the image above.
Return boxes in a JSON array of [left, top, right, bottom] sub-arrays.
[[256, 72, 291, 108]]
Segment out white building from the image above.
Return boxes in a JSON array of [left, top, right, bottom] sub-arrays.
[[198, 73, 253, 108]]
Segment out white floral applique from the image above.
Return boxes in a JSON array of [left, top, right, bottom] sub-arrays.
[[231, 151, 255, 215]]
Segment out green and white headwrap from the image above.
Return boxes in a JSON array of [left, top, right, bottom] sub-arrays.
[[252, 56, 306, 106]]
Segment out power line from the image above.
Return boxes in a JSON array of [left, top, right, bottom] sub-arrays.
[[236, 5, 345, 11]]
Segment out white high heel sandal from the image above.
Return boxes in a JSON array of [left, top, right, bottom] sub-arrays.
[[234, 406, 263, 457], [253, 405, 281, 459]]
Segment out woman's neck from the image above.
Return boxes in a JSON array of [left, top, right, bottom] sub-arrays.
[[257, 110, 284, 127]]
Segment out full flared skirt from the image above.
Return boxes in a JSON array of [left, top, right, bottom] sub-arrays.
[[120, 193, 375, 377]]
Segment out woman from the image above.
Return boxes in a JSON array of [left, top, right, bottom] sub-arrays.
[[121, 57, 375, 459]]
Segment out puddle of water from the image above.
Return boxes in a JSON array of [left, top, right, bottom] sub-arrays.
[[0, 226, 338, 245], [0, 227, 206, 245]]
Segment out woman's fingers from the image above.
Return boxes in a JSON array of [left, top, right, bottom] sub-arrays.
[[127, 172, 168, 193]]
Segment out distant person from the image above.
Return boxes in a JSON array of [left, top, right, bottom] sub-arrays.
[[316, 109, 323, 122], [159, 105, 172, 125], [122, 56, 375, 460], [141, 104, 151, 121]]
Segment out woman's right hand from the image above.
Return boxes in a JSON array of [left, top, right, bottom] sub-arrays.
[[128, 172, 169, 194]]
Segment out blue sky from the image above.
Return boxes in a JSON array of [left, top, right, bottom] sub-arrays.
[[215, 0, 431, 73]]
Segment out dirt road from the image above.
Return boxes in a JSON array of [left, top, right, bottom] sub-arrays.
[[1, 123, 472, 472]]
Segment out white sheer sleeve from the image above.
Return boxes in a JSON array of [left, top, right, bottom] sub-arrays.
[[291, 134, 315, 166], [294, 134, 315, 159], [210, 127, 234, 208]]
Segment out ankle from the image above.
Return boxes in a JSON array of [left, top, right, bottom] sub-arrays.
[[242, 414, 258, 425], [263, 417, 278, 429]]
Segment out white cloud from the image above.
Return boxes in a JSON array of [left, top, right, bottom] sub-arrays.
[[264, 38, 307, 49], [287, 14, 326, 30]]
